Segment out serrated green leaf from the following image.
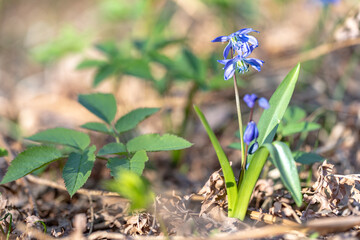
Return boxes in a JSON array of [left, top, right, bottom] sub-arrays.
[[1, 146, 62, 184], [62, 145, 96, 197], [98, 142, 127, 156], [293, 151, 325, 164], [264, 141, 302, 207], [127, 134, 192, 152], [107, 150, 148, 176], [93, 64, 116, 87], [81, 122, 113, 134], [194, 105, 237, 215], [27, 128, 90, 150], [107, 157, 128, 177], [0, 148, 8, 157], [123, 59, 153, 80], [78, 93, 117, 124], [77, 59, 107, 69], [283, 106, 306, 123], [115, 108, 160, 133], [281, 122, 321, 136]]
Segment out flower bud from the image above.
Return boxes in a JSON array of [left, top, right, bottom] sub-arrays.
[[243, 121, 259, 145]]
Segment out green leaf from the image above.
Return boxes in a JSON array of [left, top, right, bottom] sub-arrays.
[[256, 63, 301, 146], [95, 42, 119, 58], [107, 150, 148, 176], [30, 25, 89, 64], [293, 151, 325, 165], [78, 93, 117, 124], [62, 145, 96, 197], [123, 59, 153, 80], [77, 59, 107, 69], [81, 122, 113, 134], [27, 128, 90, 150], [148, 51, 174, 69], [281, 122, 321, 136], [93, 64, 116, 87], [98, 142, 127, 156], [1, 146, 62, 184], [127, 134, 192, 152], [183, 48, 200, 75], [283, 106, 306, 123], [0, 148, 8, 157], [264, 141, 303, 207], [115, 108, 160, 133], [234, 64, 301, 220], [105, 169, 154, 210], [153, 38, 185, 50], [194, 105, 237, 215], [227, 142, 242, 150]]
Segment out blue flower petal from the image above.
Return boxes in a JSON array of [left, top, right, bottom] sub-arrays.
[[237, 43, 252, 58], [243, 94, 258, 108], [236, 28, 259, 35], [217, 59, 232, 65], [223, 42, 232, 59], [258, 97, 270, 109], [243, 121, 259, 145], [248, 142, 259, 154], [246, 35, 259, 48], [224, 61, 235, 80], [211, 36, 229, 42], [244, 58, 264, 72]]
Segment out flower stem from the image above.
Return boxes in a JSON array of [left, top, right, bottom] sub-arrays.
[[230, 49, 246, 186], [232, 72, 246, 186]]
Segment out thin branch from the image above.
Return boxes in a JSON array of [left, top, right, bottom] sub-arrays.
[[25, 175, 126, 199], [273, 37, 360, 69]]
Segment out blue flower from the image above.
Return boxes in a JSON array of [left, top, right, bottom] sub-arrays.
[[211, 28, 259, 59], [243, 94, 270, 109], [258, 97, 270, 109], [218, 55, 264, 80], [319, 0, 340, 5], [243, 121, 259, 145], [248, 142, 259, 155]]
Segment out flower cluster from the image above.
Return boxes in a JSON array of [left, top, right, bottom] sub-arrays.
[[243, 94, 269, 154], [212, 28, 264, 80]]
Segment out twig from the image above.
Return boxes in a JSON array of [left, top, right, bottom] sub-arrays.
[[273, 37, 360, 69], [87, 231, 126, 240], [22, 177, 40, 217], [87, 194, 94, 235], [248, 210, 299, 226], [25, 175, 127, 199]]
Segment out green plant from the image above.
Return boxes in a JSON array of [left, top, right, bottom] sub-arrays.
[[195, 64, 304, 220], [0, 93, 192, 197], [0, 212, 12, 240]]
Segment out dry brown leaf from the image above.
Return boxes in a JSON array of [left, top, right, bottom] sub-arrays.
[[303, 160, 360, 220]]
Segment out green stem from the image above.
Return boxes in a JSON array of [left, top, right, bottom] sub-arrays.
[[232, 74, 246, 186], [233, 147, 269, 220]]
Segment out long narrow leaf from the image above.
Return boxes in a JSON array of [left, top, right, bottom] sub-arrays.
[[257, 63, 301, 146], [194, 105, 237, 215], [263, 141, 302, 207], [234, 64, 301, 220]]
